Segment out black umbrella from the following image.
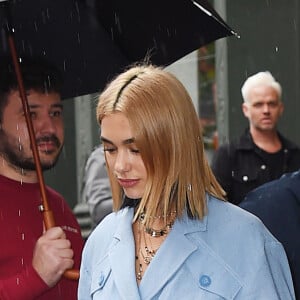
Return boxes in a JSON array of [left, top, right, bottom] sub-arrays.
[[95, 0, 236, 67], [1, 0, 236, 100], [0, 0, 235, 280]]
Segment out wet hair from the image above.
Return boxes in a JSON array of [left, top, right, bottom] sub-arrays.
[[0, 56, 63, 122], [97, 64, 225, 225], [241, 71, 282, 103]]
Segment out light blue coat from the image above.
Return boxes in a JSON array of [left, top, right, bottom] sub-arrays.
[[78, 195, 295, 299]]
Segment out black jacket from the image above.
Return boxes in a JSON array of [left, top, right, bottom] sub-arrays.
[[240, 170, 300, 299], [211, 129, 300, 204]]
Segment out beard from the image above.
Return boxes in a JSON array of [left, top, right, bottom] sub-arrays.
[[0, 129, 62, 171]]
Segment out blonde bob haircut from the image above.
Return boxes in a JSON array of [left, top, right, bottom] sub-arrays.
[[97, 64, 225, 225]]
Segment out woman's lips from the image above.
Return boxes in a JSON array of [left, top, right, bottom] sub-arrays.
[[118, 178, 139, 188]]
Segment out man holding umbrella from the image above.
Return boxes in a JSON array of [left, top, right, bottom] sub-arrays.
[[0, 57, 83, 299]]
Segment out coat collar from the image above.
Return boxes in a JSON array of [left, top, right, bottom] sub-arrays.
[[108, 204, 241, 299], [109, 208, 206, 299], [237, 128, 298, 151]]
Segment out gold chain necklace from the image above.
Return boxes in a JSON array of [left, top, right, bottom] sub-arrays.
[[138, 212, 176, 237], [136, 231, 161, 281], [136, 221, 143, 281], [135, 212, 176, 281]]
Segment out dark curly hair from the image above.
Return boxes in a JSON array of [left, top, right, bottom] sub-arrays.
[[0, 56, 63, 122]]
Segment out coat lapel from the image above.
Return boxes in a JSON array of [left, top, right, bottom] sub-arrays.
[[139, 215, 206, 299], [109, 208, 141, 300]]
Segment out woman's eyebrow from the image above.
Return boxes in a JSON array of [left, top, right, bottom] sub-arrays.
[[100, 136, 113, 144], [101, 136, 135, 145]]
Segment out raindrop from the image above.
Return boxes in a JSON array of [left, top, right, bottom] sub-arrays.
[[21, 258, 24, 266], [21, 40, 25, 51], [110, 27, 115, 40], [63, 60, 66, 71], [21, 233, 25, 240], [75, 1, 81, 22], [69, 10, 74, 22], [77, 33, 81, 44], [114, 14, 122, 34], [34, 21, 38, 32], [275, 46, 279, 52], [47, 75, 52, 88], [46, 8, 50, 20], [44, 79, 49, 95], [16, 278, 20, 285], [18, 209, 21, 217]]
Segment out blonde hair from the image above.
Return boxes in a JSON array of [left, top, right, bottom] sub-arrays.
[[97, 64, 225, 225], [241, 71, 282, 103]]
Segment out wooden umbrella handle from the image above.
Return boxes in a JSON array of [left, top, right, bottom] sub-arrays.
[[5, 15, 79, 281]]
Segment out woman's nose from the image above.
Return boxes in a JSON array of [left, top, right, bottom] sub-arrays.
[[114, 151, 130, 174]]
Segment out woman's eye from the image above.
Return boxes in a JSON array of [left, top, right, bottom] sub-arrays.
[[131, 149, 140, 154], [104, 147, 116, 153]]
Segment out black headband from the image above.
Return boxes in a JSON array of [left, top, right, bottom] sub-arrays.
[[113, 74, 138, 109]]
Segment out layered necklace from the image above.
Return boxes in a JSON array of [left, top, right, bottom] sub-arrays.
[[135, 211, 176, 281]]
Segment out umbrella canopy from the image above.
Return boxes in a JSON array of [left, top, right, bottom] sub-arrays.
[[95, 0, 235, 66], [0, 0, 235, 100]]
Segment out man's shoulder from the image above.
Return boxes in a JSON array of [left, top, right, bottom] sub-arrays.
[[217, 130, 253, 153], [278, 132, 300, 150], [46, 185, 64, 200], [250, 169, 300, 192], [90, 145, 104, 156], [45, 185, 76, 215], [240, 170, 300, 208]]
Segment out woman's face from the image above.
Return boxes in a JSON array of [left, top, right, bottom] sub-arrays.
[[101, 112, 147, 199]]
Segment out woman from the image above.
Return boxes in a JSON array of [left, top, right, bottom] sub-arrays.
[[78, 65, 295, 299]]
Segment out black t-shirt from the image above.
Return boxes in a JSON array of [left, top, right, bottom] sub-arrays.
[[255, 145, 284, 180]]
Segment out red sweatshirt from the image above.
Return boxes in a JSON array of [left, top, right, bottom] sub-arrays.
[[0, 175, 84, 299]]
